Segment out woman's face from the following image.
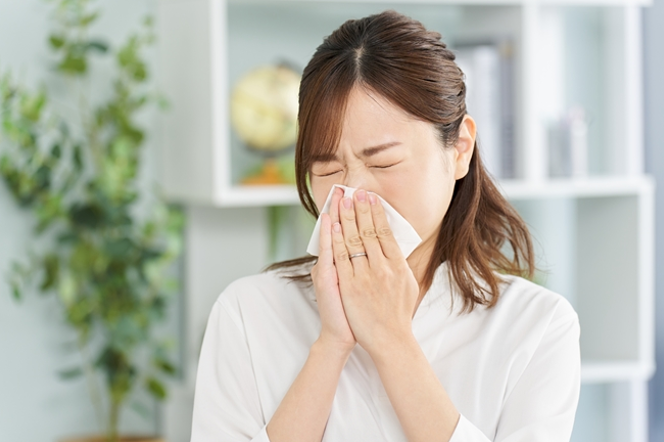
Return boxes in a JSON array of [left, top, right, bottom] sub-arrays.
[[309, 85, 476, 257]]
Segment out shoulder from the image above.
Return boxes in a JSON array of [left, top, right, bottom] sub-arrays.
[[458, 275, 580, 395], [476, 274, 579, 361], [213, 265, 316, 325], [218, 271, 292, 300], [452, 274, 579, 361], [494, 274, 578, 329], [209, 265, 320, 351], [216, 269, 309, 305], [490, 276, 581, 402]]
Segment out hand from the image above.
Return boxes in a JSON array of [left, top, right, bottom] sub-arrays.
[[331, 189, 420, 357], [311, 187, 356, 354]]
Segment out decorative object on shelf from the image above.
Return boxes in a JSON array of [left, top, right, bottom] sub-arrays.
[[453, 38, 516, 180], [547, 105, 589, 178], [230, 63, 300, 185], [0, 1, 183, 442]]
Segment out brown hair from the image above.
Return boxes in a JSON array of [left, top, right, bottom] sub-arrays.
[[266, 10, 534, 312]]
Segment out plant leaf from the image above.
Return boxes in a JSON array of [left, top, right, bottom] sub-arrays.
[[57, 271, 77, 307], [49, 35, 65, 49], [69, 203, 105, 228], [146, 377, 167, 400], [10, 283, 21, 301], [57, 53, 87, 75], [72, 144, 83, 170], [80, 12, 99, 27], [39, 254, 59, 291], [153, 357, 177, 376], [50, 144, 61, 159], [58, 367, 83, 380], [57, 232, 78, 244], [87, 40, 109, 53]]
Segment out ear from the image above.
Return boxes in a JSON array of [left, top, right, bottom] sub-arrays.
[[453, 115, 476, 180]]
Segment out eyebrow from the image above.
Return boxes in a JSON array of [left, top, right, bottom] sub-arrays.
[[311, 141, 402, 162]]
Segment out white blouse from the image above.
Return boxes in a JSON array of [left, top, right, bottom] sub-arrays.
[[191, 262, 580, 442]]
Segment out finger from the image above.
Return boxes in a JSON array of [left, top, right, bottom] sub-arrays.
[[331, 220, 354, 278], [338, 195, 369, 271], [328, 186, 344, 225], [318, 213, 333, 266], [369, 192, 403, 260], [353, 189, 382, 263]]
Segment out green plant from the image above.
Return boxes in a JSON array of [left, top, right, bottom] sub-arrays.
[[0, 1, 183, 441]]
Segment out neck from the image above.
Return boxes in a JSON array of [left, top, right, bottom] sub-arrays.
[[407, 235, 437, 300]]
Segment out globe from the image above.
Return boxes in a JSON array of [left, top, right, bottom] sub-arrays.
[[231, 64, 300, 153]]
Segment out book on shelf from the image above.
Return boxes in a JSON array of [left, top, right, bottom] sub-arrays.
[[547, 106, 589, 178], [453, 39, 516, 180]]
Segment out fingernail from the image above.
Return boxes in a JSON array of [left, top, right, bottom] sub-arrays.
[[333, 222, 341, 233], [368, 193, 377, 205], [343, 197, 352, 209], [356, 189, 366, 202]]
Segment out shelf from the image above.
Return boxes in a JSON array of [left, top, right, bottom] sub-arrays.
[[214, 185, 299, 207], [581, 361, 655, 383], [499, 175, 654, 199], [165, 176, 652, 207]]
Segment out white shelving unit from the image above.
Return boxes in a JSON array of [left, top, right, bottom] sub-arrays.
[[156, 0, 655, 440]]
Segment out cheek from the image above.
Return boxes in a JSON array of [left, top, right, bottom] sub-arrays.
[[381, 153, 455, 239], [310, 178, 334, 213]]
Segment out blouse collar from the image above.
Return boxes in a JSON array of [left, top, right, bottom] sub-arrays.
[[413, 261, 455, 319]]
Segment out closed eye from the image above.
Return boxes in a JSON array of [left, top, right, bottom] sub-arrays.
[[312, 170, 342, 177], [313, 162, 400, 176], [371, 162, 399, 169]]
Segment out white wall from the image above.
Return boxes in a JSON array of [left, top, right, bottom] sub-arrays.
[[0, 2, 160, 440]]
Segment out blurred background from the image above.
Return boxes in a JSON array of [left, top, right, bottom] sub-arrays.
[[0, 0, 662, 441]]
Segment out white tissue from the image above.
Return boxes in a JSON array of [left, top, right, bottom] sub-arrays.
[[306, 184, 422, 258]]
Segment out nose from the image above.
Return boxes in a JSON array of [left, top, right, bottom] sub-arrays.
[[343, 165, 369, 190]]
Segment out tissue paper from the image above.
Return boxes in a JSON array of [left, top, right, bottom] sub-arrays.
[[306, 184, 422, 258]]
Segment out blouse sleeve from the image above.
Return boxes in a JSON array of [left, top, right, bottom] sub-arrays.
[[450, 303, 581, 442], [191, 299, 271, 442]]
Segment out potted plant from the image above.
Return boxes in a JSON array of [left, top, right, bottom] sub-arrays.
[[0, 1, 183, 441]]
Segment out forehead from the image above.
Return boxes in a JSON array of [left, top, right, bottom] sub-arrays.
[[343, 86, 416, 132], [336, 86, 437, 153]]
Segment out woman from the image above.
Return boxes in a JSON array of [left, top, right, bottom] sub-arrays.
[[191, 10, 580, 442]]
